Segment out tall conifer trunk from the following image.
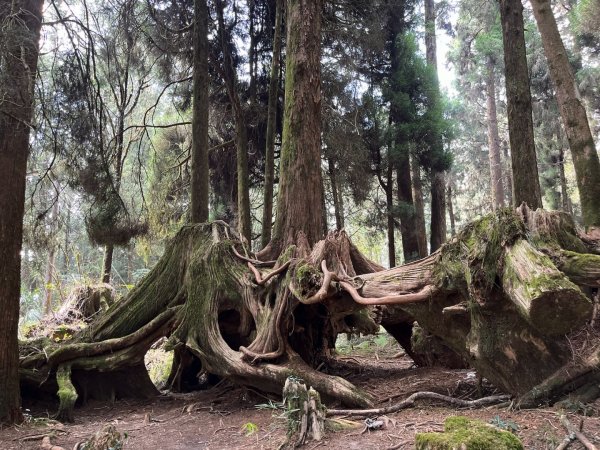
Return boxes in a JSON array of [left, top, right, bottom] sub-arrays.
[[190, 0, 210, 224], [216, 0, 252, 245], [0, 0, 43, 424], [271, 0, 324, 249], [498, 0, 542, 208], [261, 0, 284, 248], [530, 0, 600, 231], [486, 57, 505, 210], [425, 0, 447, 252]]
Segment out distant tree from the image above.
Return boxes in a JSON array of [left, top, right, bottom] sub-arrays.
[[0, 0, 44, 424]]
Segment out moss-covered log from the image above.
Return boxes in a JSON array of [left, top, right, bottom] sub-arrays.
[[18, 207, 600, 419]]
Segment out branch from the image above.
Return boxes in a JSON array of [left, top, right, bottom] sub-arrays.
[[248, 261, 290, 285], [559, 414, 598, 450], [327, 392, 510, 417]]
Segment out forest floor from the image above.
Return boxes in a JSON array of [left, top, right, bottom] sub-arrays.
[[2, 335, 600, 449]]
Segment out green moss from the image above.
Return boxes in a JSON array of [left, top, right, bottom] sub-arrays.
[[415, 416, 523, 450], [294, 262, 321, 296]]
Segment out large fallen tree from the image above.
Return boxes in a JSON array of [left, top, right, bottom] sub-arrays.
[[18, 204, 600, 420]]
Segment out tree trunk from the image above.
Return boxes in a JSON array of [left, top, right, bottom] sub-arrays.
[[411, 156, 428, 257], [216, 0, 252, 245], [0, 0, 43, 424], [498, 0, 542, 209], [430, 172, 447, 252], [424, 0, 447, 253], [485, 57, 505, 210], [101, 244, 114, 284], [44, 247, 56, 315], [190, 0, 210, 223], [44, 200, 60, 315], [261, 0, 284, 248], [386, 164, 396, 268], [530, 0, 600, 231], [558, 144, 572, 215], [447, 181, 456, 236], [328, 158, 345, 230], [397, 161, 420, 263], [270, 0, 324, 250]]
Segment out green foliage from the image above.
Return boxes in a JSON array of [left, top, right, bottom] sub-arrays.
[[416, 416, 524, 450], [241, 422, 259, 436], [489, 416, 519, 433]]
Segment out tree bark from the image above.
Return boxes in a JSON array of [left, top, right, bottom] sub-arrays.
[[216, 0, 252, 245], [0, 0, 43, 424], [447, 180, 456, 236], [425, 0, 447, 253], [101, 245, 114, 284], [530, 0, 600, 231], [498, 0, 542, 209], [271, 0, 324, 249], [261, 0, 284, 248], [485, 57, 505, 210], [328, 158, 345, 230], [386, 163, 396, 268], [430, 172, 447, 252], [190, 0, 210, 223], [411, 156, 428, 257]]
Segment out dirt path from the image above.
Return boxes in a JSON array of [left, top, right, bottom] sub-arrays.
[[2, 353, 600, 449]]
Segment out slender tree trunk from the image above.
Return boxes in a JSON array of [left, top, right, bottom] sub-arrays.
[[101, 245, 114, 284], [271, 0, 324, 249], [447, 181, 456, 236], [0, 0, 43, 424], [498, 0, 542, 209], [62, 202, 71, 272], [44, 247, 56, 315], [425, 0, 447, 252], [530, 0, 600, 230], [502, 139, 514, 206], [386, 164, 396, 268], [558, 145, 572, 215], [328, 158, 345, 230], [485, 57, 505, 210], [411, 156, 428, 257], [190, 0, 210, 223], [430, 173, 447, 252], [397, 161, 420, 262], [261, 0, 283, 248], [44, 200, 60, 314], [388, 3, 420, 262], [216, 0, 252, 245]]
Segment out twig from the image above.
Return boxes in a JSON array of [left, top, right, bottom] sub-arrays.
[[559, 414, 598, 450], [326, 392, 510, 417], [555, 435, 574, 450], [387, 440, 411, 450]]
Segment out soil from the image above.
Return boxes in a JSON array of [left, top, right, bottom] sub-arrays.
[[2, 345, 600, 450]]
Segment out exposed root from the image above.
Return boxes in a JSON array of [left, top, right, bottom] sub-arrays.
[[326, 392, 511, 417], [339, 281, 437, 306], [248, 261, 290, 285], [232, 245, 275, 267]]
